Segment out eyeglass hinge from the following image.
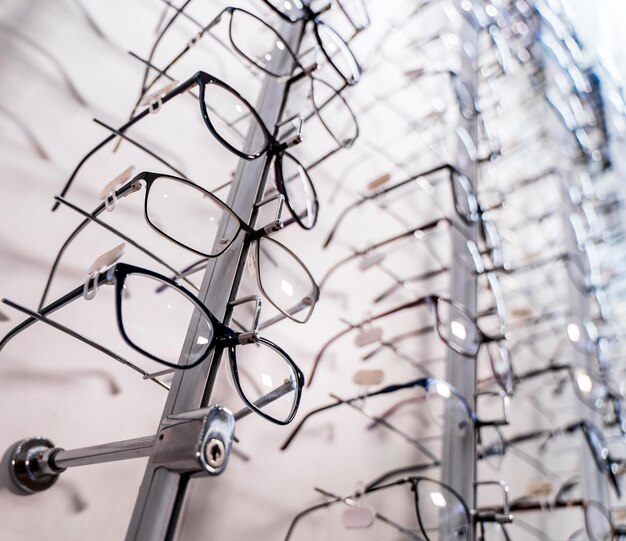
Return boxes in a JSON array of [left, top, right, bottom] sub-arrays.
[[264, 220, 283, 235], [237, 331, 259, 345]]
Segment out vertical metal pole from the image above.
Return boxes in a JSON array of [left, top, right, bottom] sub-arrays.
[[441, 14, 479, 541], [124, 21, 304, 541]]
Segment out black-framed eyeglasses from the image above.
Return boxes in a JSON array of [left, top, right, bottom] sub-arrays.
[[284, 474, 512, 541], [54, 70, 320, 229], [42, 170, 320, 324], [132, 5, 360, 156], [257, 0, 362, 86], [308, 294, 505, 387], [1, 262, 305, 425]]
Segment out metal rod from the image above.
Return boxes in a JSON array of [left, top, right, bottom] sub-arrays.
[[124, 20, 305, 541], [440, 15, 479, 541], [53, 436, 155, 469]]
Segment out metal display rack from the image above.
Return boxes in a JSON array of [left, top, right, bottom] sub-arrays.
[[2, 1, 626, 540]]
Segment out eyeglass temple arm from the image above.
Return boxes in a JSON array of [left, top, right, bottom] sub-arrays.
[[361, 324, 435, 362], [365, 395, 427, 430], [39, 180, 143, 310], [323, 163, 461, 249], [331, 392, 439, 462], [138, 6, 227, 106], [364, 462, 439, 491], [313, 487, 426, 541], [232, 378, 296, 422], [513, 364, 570, 385], [53, 74, 196, 210], [283, 377, 432, 449], [93, 118, 188, 178], [53, 195, 199, 293], [308, 298, 432, 386], [373, 267, 450, 304], [0, 298, 169, 390], [320, 219, 447, 288]]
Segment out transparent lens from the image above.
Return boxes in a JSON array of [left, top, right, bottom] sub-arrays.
[[451, 75, 475, 120], [426, 381, 471, 438], [564, 254, 590, 293], [479, 425, 505, 471], [452, 174, 478, 222], [415, 479, 470, 540], [585, 501, 612, 541], [119, 273, 213, 365], [234, 338, 299, 423], [278, 153, 318, 229], [316, 22, 360, 84], [486, 342, 512, 394], [263, 0, 305, 21], [229, 10, 295, 77], [202, 82, 268, 156], [571, 367, 608, 413], [336, 0, 369, 31], [311, 77, 358, 147], [584, 424, 609, 472], [256, 237, 318, 322], [146, 176, 240, 256], [436, 298, 481, 355], [481, 523, 508, 541]]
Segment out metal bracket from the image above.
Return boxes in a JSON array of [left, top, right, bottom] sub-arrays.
[[153, 405, 235, 475], [8, 405, 236, 494]]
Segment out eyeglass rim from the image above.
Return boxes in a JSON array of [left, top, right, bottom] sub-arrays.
[[226, 6, 303, 78], [254, 236, 321, 323], [195, 72, 273, 160], [228, 336, 305, 425], [310, 75, 360, 149], [113, 263, 227, 369], [312, 19, 362, 86], [411, 476, 472, 540], [142, 172, 248, 257], [273, 151, 320, 230]]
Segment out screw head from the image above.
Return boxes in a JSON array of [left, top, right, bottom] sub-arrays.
[[204, 438, 225, 469]]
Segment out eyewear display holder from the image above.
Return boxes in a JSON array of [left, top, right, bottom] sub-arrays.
[[6, 17, 306, 541], [120, 19, 305, 541], [546, 63, 613, 529], [440, 13, 481, 540]]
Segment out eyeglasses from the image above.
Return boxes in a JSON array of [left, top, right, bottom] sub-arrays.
[[280, 377, 508, 450], [284, 475, 512, 541], [258, 0, 362, 86], [132, 6, 360, 154], [323, 163, 481, 249], [510, 363, 625, 433], [42, 170, 320, 323], [502, 497, 626, 541], [1, 262, 305, 425], [54, 70, 320, 229], [308, 294, 505, 387], [319, 215, 476, 292], [479, 420, 623, 497]]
